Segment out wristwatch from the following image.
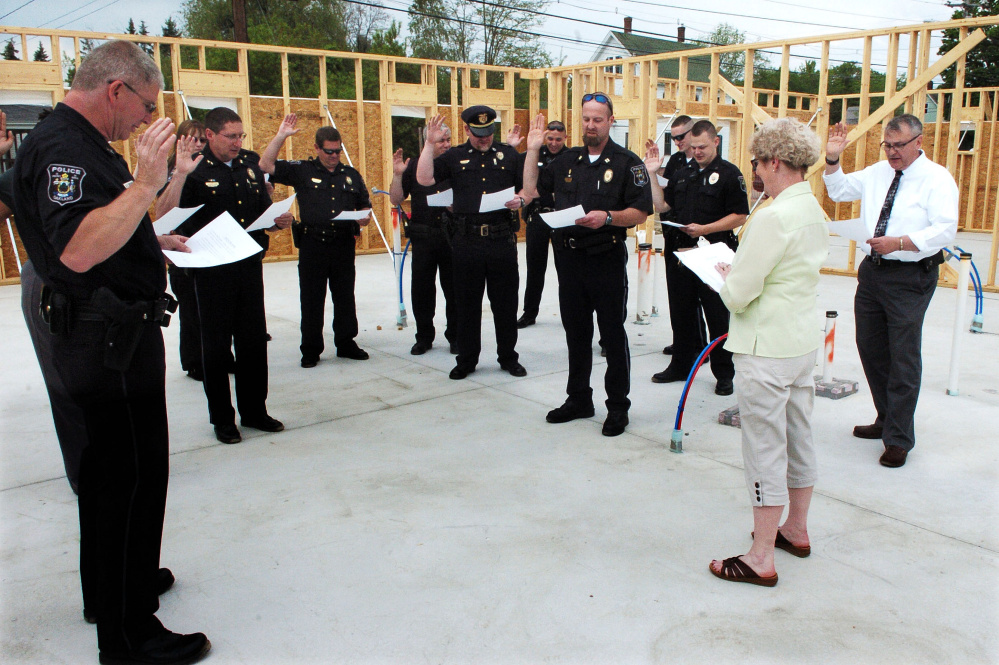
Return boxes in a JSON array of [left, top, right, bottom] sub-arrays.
[[603, 212, 613, 227]]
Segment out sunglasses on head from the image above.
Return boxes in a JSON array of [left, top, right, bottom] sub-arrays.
[[581, 93, 613, 112], [547, 122, 565, 132], [320, 147, 342, 155], [671, 129, 690, 143]]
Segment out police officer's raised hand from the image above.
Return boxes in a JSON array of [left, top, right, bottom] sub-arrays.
[[392, 148, 410, 176], [133, 117, 176, 192], [277, 113, 299, 139], [174, 134, 204, 177], [826, 122, 849, 162], [576, 209, 609, 229], [0, 110, 13, 156], [644, 139, 661, 173], [525, 113, 546, 152], [426, 115, 447, 145], [506, 124, 523, 149]]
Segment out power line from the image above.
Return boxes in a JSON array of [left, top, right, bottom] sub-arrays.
[[37, 0, 108, 29], [0, 0, 40, 22], [52, 0, 123, 30]]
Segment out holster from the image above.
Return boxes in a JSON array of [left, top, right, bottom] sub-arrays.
[[90, 287, 177, 372], [39, 285, 71, 335], [291, 220, 303, 248]]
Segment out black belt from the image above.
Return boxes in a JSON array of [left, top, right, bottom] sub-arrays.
[[555, 230, 625, 252], [463, 223, 512, 237], [867, 250, 944, 270]]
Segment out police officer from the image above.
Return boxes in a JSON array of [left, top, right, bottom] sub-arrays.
[[649, 119, 748, 395], [517, 118, 568, 328], [259, 114, 371, 367], [11, 40, 209, 664], [523, 94, 653, 437], [389, 124, 456, 355], [178, 107, 290, 444], [417, 107, 530, 380]]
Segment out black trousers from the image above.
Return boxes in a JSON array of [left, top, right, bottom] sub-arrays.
[[522, 219, 553, 318], [193, 255, 269, 426], [50, 319, 169, 652], [665, 254, 733, 380], [555, 242, 631, 412], [410, 230, 455, 347], [451, 231, 519, 369], [855, 258, 938, 451], [168, 265, 201, 374], [298, 235, 358, 360], [20, 260, 85, 491]]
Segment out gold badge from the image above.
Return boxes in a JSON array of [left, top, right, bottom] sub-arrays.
[[311, 178, 323, 183], [460, 159, 470, 165], [478, 113, 488, 124], [247, 168, 256, 180], [497, 152, 504, 160], [206, 180, 218, 188], [603, 169, 613, 183], [708, 172, 720, 185]]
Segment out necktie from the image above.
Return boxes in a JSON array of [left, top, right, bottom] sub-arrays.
[[871, 169, 903, 260]]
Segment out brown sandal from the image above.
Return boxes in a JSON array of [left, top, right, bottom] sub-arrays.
[[709, 556, 778, 587], [751, 530, 811, 558]]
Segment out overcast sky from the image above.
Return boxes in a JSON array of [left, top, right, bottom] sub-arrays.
[[1, 0, 959, 69]]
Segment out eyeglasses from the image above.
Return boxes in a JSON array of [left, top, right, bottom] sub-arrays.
[[320, 147, 342, 155], [547, 122, 565, 132], [671, 129, 690, 143], [880, 134, 921, 152], [187, 135, 206, 144], [751, 159, 759, 171], [111, 79, 157, 114], [220, 132, 247, 141], [581, 93, 613, 112]]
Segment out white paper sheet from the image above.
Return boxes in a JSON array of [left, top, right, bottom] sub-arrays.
[[674, 241, 736, 293], [245, 194, 296, 232], [661, 220, 685, 228], [161, 212, 264, 268], [478, 187, 516, 213], [152, 204, 203, 235], [333, 209, 372, 221], [426, 189, 453, 207], [539, 205, 586, 229], [826, 218, 871, 244], [656, 174, 668, 187]]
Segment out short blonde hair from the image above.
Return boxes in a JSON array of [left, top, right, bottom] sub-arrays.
[[750, 118, 821, 174]]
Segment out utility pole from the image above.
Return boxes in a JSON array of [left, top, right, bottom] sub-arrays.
[[232, 0, 248, 42]]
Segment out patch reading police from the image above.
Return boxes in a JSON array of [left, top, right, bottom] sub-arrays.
[[738, 175, 747, 192], [47, 164, 85, 206], [708, 172, 720, 185], [630, 164, 649, 187]]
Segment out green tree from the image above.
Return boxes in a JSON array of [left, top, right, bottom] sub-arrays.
[[3, 38, 19, 61], [125, 18, 154, 56], [706, 23, 769, 82], [32, 42, 49, 62], [63, 38, 97, 87], [159, 17, 183, 92], [939, 0, 999, 88]]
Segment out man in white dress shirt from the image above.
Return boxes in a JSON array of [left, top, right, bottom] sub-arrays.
[[823, 114, 958, 468]]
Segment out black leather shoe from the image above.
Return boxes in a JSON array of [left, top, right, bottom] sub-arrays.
[[651, 366, 688, 383], [410, 341, 432, 355], [99, 631, 211, 665], [516, 314, 536, 328], [880, 445, 908, 468], [546, 400, 595, 424], [337, 346, 369, 360], [715, 379, 734, 396], [662, 344, 673, 355], [853, 423, 883, 439], [599, 345, 607, 357], [241, 415, 284, 433], [501, 362, 527, 377], [602, 411, 629, 437], [300, 357, 319, 368], [185, 368, 203, 382], [449, 365, 476, 380], [214, 424, 241, 444], [85, 569, 175, 624]]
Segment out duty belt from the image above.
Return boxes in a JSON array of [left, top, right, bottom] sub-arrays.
[[464, 223, 512, 237]]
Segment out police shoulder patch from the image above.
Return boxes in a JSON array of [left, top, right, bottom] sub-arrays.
[[631, 164, 649, 187], [738, 174, 747, 192], [47, 164, 85, 206]]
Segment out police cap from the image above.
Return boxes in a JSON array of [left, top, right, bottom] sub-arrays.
[[461, 105, 497, 137]]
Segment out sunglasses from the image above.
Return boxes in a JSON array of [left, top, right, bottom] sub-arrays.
[[320, 147, 343, 155], [547, 122, 565, 132], [581, 93, 613, 112], [671, 129, 690, 143]]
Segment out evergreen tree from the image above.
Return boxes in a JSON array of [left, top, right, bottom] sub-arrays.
[[939, 0, 999, 88], [33, 42, 49, 62], [3, 38, 19, 61]]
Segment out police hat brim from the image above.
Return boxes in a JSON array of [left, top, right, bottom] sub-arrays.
[[467, 124, 495, 138]]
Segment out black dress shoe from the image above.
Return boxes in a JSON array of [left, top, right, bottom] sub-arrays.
[[265, 333, 272, 342], [602, 411, 629, 436], [853, 423, 883, 439], [85, 569, 175, 624], [715, 379, 734, 396], [516, 314, 536, 328], [879, 445, 908, 468], [501, 362, 527, 377], [651, 366, 688, 383], [337, 346, 369, 360], [185, 368, 203, 382], [410, 341, 432, 355], [599, 345, 607, 357], [546, 400, 595, 424], [662, 344, 673, 355], [241, 415, 284, 432], [99, 630, 210, 665], [214, 424, 241, 444], [449, 365, 475, 380], [301, 357, 319, 368]]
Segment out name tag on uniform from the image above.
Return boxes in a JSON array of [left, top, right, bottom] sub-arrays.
[[206, 180, 219, 188], [311, 178, 323, 183]]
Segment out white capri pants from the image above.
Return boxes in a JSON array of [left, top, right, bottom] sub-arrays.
[[733, 350, 818, 507]]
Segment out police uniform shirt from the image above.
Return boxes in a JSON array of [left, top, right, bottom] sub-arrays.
[[400, 157, 448, 227], [664, 153, 749, 236], [662, 150, 693, 181], [178, 146, 272, 246], [537, 139, 653, 237], [270, 157, 371, 227], [432, 140, 522, 217], [11, 103, 164, 301]]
